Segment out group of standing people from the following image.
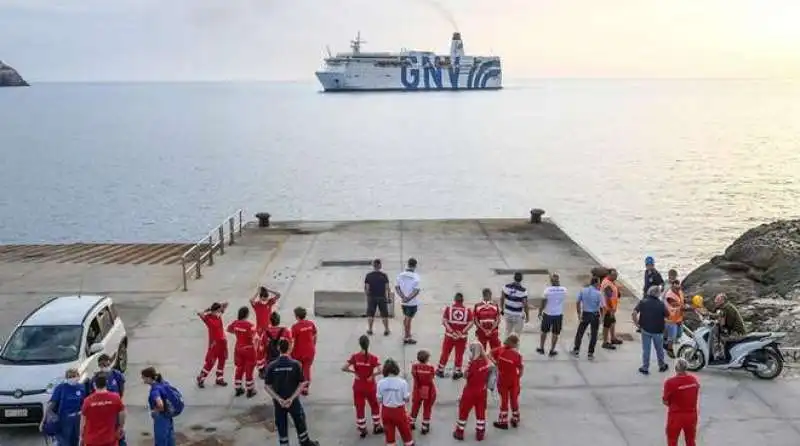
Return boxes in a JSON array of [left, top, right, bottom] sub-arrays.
[[194, 286, 321, 446], [41, 355, 182, 446]]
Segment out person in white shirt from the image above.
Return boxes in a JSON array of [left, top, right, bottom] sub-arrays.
[[395, 258, 421, 345], [537, 273, 567, 357], [376, 359, 414, 446]]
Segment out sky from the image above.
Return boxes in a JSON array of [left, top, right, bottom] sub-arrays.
[[2, 0, 800, 82]]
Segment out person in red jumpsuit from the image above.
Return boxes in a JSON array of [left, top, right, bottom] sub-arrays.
[[663, 358, 699, 446], [341, 335, 384, 438], [259, 311, 293, 378], [196, 301, 229, 388], [436, 293, 474, 380], [377, 359, 414, 446], [290, 306, 317, 396], [473, 288, 501, 351], [453, 342, 491, 441], [227, 306, 257, 397], [491, 334, 523, 429], [251, 286, 281, 370], [409, 350, 436, 435]]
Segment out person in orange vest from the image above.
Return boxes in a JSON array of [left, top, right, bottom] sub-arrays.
[[473, 288, 501, 351], [409, 350, 437, 435], [436, 293, 474, 380], [663, 280, 685, 354], [601, 269, 623, 350]]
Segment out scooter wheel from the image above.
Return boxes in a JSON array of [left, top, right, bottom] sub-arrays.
[[751, 349, 783, 380], [677, 346, 705, 371]]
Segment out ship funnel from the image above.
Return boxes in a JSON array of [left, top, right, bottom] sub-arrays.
[[450, 32, 464, 58]]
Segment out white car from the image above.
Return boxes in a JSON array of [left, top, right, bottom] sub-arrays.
[[0, 295, 128, 426]]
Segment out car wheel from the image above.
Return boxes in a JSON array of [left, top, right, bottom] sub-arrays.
[[115, 340, 128, 373]]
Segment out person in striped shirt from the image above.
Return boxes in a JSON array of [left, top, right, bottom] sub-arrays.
[[500, 272, 529, 337]]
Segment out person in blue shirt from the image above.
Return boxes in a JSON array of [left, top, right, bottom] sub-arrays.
[[571, 277, 606, 360], [141, 366, 176, 446], [87, 354, 127, 445], [40, 367, 85, 446]]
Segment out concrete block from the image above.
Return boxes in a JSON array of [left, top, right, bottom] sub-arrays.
[[313, 290, 396, 318]]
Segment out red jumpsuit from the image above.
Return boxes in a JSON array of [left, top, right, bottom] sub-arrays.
[[197, 312, 228, 385], [227, 319, 256, 392], [437, 303, 473, 375], [347, 351, 382, 434], [663, 373, 699, 446], [473, 302, 501, 351], [491, 346, 523, 428], [454, 357, 491, 441], [378, 376, 414, 446], [291, 319, 317, 395], [251, 296, 278, 369], [410, 362, 437, 432]]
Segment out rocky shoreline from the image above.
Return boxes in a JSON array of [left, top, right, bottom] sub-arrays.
[[682, 219, 800, 346], [0, 61, 29, 87]]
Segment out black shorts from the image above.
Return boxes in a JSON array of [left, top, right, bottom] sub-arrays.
[[401, 305, 418, 318], [540, 314, 563, 335], [603, 312, 616, 328], [366, 296, 389, 318]]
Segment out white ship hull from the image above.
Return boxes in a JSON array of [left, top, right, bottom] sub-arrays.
[[316, 56, 501, 92], [315, 32, 502, 92]]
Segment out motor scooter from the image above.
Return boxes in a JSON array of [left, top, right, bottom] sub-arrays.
[[675, 317, 786, 380]]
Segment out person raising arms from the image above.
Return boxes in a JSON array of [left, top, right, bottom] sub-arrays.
[[196, 302, 229, 388]]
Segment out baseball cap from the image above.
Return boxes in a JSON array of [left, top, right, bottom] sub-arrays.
[[645, 256, 655, 265]]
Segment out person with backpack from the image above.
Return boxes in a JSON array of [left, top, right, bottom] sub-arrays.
[[87, 354, 127, 445], [259, 311, 293, 378], [141, 366, 182, 446], [40, 368, 85, 446], [252, 286, 282, 370], [264, 339, 320, 446]]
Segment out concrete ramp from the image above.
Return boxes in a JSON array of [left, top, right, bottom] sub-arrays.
[[314, 290, 396, 318]]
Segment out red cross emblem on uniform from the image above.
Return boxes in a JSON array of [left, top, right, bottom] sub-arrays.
[[450, 307, 466, 322]]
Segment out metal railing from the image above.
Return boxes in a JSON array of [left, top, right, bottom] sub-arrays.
[[180, 209, 244, 291]]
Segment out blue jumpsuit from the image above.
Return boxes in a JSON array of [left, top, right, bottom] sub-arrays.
[[89, 369, 127, 446], [49, 381, 85, 446], [149, 383, 176, 446]]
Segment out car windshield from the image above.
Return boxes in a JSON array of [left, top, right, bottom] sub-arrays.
[[0, 325, 82, 364]]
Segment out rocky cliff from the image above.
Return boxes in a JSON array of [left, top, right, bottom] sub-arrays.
[[0, 61, 29, 87], [682, 219, 800, 345]]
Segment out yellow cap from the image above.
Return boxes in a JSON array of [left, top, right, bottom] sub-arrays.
[[691, 295, 704, 308]]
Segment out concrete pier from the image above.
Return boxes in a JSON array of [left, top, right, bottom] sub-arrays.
[[1, 218, 800, 445]]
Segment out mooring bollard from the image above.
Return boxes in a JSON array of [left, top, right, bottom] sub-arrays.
[[255, 212, 271, 228], [530, 208, 545, 224]]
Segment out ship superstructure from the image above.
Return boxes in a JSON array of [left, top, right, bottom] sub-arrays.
[[315, 32, 502, 92]]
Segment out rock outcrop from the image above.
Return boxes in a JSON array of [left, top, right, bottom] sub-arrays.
[[682, 219, 800, 345], [0, 61, 29, 87]]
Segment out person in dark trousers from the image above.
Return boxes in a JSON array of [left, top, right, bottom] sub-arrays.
[[572, 277, 605, 360], [633, 286, 670, 375], [364, 258, 391, 336], [643, 256, 664, 298], [264, 339, 320, 446]]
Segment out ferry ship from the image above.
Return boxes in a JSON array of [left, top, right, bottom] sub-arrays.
[[315, 32, 502, 92]]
